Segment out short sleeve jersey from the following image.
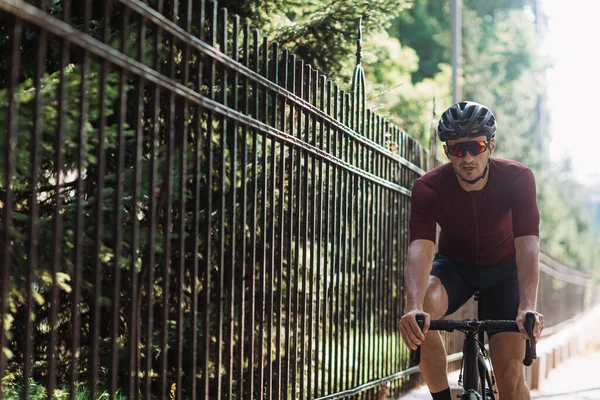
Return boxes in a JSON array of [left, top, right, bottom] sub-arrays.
[[409, 158, 540, 265]]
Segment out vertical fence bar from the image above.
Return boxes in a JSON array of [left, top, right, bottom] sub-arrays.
[[345, 91, 353, 390], [400, 132, 409, 378], [23, 13, 46, 399], [238, 19, 250, 400], [111, 7, 128, 396], [365, 113, 372, 395], [390, 130, 397, 392], [361, 111, 370, 396], [394, 130, 402, 391], [145, 0, 162, 397], [359, 110, 367, 390], [323, 79, 333, 396], [340, 88, 347, 392], [309, 70, 320, 400], [217, 5, 228, 399], [274, 41, 284, 400], [228, 13, 240, 400], [160, 6, 176, 396], [91, 7, 108, 396], [201, 0, 214, 396], [351, 106, 360, 392], [169, 8, 179, 395], [367, 120, 376, 388], [69, 0, 91, 395], [372, 115, 381, 383], [331, 85, 342, 390], [374, 117, 382, 384], [382, 133, 389, 381], [0, 17, 21, 392], [190, 34, 202, 400], [300, 63, 311, 400], [292, 57, 304, 400], [265, 39, 283, 399], [183, 8, 197, 398], [128, 12, 146, 400], [175, 7, 191, 397], [378, 120, 386, 383], [261, 33, 276, 399], [383, 123, 390, 381], [315, 75, 327, 399], [249, 26, 260, 400], [258, 31, 268, 400], [339, 90, 348, 392], [283, 51, 295, 400], [345, 92, 353, 390], [385, 165, 393, 381], [330, 83, 339, 393], [351, 133, 360, 392]]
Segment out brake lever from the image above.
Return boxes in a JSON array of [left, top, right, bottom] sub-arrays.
[[410, 314, 426, 366]]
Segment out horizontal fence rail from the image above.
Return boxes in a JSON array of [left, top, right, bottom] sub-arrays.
[[0, 1, 594, 400]]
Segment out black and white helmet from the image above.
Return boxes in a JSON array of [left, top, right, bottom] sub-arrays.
[[437, 101, 497, 142]]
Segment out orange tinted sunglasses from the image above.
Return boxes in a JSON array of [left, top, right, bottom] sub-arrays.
[[446, 140, 489, 158]]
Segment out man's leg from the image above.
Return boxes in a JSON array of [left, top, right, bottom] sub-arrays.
[[419, 276, 451, 394], [489, 332, 530, 400], [482, 260, 529, 399]]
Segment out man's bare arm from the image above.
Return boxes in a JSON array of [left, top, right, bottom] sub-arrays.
[[405, 239, 436, 310], [514, 234, 544, 339], [399, 239, 436, 349]]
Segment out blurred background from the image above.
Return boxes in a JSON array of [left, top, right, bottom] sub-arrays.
[[220, 0, 600, 282]]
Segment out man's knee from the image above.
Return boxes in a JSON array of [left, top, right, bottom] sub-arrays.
[[493, 363, 528, 398], [423, 276, 448, 319], [490, 333, 529, 395], [492, 355, 525, 383]]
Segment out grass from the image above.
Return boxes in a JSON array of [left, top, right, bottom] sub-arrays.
[[2, 380, 126, 400]]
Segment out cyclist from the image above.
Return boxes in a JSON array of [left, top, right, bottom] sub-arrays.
[[399, 101, 544, 400]]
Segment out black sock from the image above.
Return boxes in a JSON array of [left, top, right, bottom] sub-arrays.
[[430, 387, 452, 400]]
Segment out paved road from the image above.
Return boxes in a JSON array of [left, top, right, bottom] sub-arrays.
[[398, 347, 600, 400], [531, 347, 600, 399], [398, 306, 600, 400]]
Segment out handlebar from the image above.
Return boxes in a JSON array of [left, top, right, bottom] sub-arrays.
[[409, 314, 426, 366], [523, 312, 537, 366], [410, 312, 537, 366]]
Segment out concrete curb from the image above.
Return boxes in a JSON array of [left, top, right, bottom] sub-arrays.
[[526, 305, 600, 391]]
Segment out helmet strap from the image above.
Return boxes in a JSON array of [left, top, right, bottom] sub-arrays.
[[456, 163, 489, 185]]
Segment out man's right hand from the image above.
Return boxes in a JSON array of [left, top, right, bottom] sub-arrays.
[[399, 310, 430, 350]]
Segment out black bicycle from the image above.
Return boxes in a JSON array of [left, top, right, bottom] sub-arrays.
[[411, 293, 537, 400]]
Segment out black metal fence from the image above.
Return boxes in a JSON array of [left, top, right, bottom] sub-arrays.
[[0, 1, 595, 399]]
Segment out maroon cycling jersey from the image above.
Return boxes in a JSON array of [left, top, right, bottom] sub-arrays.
[[409, 158, 540, 265]]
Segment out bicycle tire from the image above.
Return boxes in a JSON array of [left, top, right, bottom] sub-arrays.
[[463, 336, 482, 394], [478, 354, 495, 400]]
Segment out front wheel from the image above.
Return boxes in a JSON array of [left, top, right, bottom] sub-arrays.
[[463, 336, 482, 393], [478, 354, 496, 399]]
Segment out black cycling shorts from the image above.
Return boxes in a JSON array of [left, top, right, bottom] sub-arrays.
[[430, 252, 520, 334]]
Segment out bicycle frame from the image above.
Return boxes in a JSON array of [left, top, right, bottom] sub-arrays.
[[459, 323, 494, 399]]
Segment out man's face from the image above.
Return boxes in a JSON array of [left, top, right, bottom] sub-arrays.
[[444, 135, 496, 180]]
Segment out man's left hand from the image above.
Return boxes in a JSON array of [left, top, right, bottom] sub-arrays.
[[516, 309, 544, 342]]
